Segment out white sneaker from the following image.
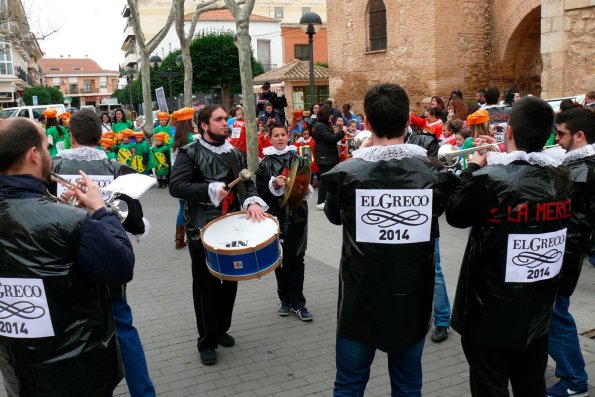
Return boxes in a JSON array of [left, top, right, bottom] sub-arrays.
[[316, 203, 325, 210]]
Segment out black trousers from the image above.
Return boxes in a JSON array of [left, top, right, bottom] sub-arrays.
[[188, 240, 238, 351], [461, 335, 548, 397], [317, 164, 335, 204], [274, 253, 306, 310]]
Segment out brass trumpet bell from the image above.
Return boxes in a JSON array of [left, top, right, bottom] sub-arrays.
[[437, 144, 501, 168]]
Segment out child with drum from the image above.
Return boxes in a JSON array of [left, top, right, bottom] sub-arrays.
[[255, 123, 313, 321]]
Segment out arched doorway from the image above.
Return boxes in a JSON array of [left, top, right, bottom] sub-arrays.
[[500, 6, 542, 96]]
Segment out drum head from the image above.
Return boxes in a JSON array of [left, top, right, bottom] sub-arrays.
[[202, 212, 278, 251]]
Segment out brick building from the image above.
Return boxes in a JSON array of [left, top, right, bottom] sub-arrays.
[[327, 0, 595, 112], [39, 58, 120, 108]]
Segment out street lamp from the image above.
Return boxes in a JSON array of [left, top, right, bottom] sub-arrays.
[[299, 12, 322, 108], [149, 54, 162, 69]]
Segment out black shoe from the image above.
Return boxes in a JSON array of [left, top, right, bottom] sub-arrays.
[[199, 348, 217, 365], [218, 333, 235, 347], [277, 302, 290, 316], [292, 306, 313, 321], [431, 326, 448, 343]]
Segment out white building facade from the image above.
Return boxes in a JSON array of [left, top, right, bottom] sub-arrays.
[[122, 8, 283, 72]]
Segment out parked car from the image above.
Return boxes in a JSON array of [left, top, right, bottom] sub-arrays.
[[0, 104, 67, 121]]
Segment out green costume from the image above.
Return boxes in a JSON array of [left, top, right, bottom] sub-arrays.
[[112, 120, 133, 133], [117, 141, 136, 166], [106, 151, 117, 161], [151, 144, 170, 176], [47, 126, 71, 157], [154, 125, 172, 146], [132, 140, 155, 173]]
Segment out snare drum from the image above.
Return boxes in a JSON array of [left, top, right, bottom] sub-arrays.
[[200, 211, 282, 281]]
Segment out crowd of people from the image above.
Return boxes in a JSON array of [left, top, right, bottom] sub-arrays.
[[0, 84, 593, 397]]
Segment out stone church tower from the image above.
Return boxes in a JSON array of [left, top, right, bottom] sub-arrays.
[[326, 0, 594, 111]]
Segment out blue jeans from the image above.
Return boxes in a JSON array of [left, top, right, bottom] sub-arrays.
[[112, 293, 156, 397], [548, 294, 588, 389], [176, 199, 185, 227], [433, 238, 451, 327], [334, 335, 425, 397]]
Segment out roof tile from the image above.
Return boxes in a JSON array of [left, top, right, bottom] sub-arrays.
[[39, 58, 118, 74], [184, 9, 277, 22], [253, 59, 329, 84]]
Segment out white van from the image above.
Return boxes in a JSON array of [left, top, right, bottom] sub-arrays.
[[0, 104, 67, 121]]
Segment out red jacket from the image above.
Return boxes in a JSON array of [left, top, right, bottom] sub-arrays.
[[410, 113, 444, 140], [229, 119, 247, 153]]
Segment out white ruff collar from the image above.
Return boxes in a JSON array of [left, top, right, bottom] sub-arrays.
[[352, 144, 427, 162], [198, 134, 234, 154], [564, 145, 595, 163], [262, 145, 297, 156], [487, 150, 562, 167], [56, 147, 107, 161]]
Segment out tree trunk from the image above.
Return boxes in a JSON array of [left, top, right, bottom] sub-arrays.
[[224, 0, 258, 174], [138, 52, 154, 129], [126, 0, 176, 134], [236, 28, 258, 174]]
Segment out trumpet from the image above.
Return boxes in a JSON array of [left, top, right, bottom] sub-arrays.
[[438, 144, 501, 168], [48, 172, 129, 222]]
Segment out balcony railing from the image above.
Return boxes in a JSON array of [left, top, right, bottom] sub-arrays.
[[261, 64, 277, 72]]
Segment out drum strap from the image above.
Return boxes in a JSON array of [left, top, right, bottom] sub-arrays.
[[219, 151, 247, 200]]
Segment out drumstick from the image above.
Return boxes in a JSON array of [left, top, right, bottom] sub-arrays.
[[226, 169, 252, 190]]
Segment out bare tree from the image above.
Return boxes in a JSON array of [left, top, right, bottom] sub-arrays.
[[174, 0, 218, 108], [223, 0, 258, 173], [173, 0, 246, 108], [126, 0, 176, 133], [0, 0, 59, 56]]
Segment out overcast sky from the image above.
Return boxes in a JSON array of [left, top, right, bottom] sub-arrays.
[[24, 0, 126, 71]]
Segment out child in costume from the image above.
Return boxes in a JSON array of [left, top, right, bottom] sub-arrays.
[[339, 120, 358, 162], [116, 129, 136, 166], [294, 127, 320, 187], [229, 107, 247, 153], [132, 132, 153, 174], [154, 112, 172, 146], [289, 109, 305, 143], [100, 138, 117, 161], [44, 108, 71, 156], [258, 122, 272, 158], [152, 132, 171, 188], [255, 123, 313, 321]]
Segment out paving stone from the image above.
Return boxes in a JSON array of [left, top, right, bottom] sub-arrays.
[[2, 187, 595, 396]]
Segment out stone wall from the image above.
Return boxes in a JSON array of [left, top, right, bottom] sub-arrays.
[[541, 0, 595, 98], [327, 0, 490, 111]]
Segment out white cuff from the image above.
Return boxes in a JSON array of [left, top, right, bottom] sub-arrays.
[[208, 182, 226, 207], [242, 196, 269, 211], [127, 217, 151, 243], [268, 176, 285, 196], [304, 184, 314, 201]]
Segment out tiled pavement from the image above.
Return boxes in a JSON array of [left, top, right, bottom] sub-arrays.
[[2, 185, 595, 396]]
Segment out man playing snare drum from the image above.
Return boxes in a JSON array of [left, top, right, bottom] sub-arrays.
[[169, 105, 267, 366]]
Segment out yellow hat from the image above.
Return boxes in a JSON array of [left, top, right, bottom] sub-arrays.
[[467, 109, 490, 126], [115, 133, 124, 141], [154, 132, 166, 141], [172, 107, 195, 121], [157, 112, 169, 120], [43, 108, 58, 118]]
